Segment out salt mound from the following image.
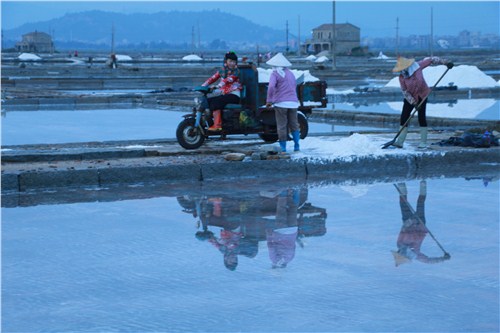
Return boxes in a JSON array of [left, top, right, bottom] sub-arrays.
[[182, 54, 202, 61], [115, 54, 132, 61], [300, 133, 387, 160], [315, 56, 329, 63], [18, 53, 42, 61], [257, 68, 319, 83], [374, 51, 389, 60], [385, 64, 498, 88], [305, 55, 317, 61]]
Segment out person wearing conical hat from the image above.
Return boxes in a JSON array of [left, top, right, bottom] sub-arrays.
[[265, 53, 301, 153], [391, 56, 454, 149], [392, 181, 451, 266]]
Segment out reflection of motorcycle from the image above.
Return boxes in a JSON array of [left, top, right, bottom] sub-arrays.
[[177, 188, 327, 245], [176, 63, 327, 149]]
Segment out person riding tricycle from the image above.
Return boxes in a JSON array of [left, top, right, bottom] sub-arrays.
[[175, 51, 327, 150]]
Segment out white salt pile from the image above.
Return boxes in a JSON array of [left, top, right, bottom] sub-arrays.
[[257, 68, 319, 83], [115, 54, 133, 61], [315, 56, 329, 63], [385, 65, 499, 88], [182, 54, 203, 61], [18, 53, 42, 61], [294, 133, 403, 161]]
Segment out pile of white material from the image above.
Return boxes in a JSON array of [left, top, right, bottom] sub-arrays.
[[291, 133, 410, 163], [374, 51, 389, 60], [18, 53, 42, 61], [315, 56, 329, 63], [182, 54, 202, 61], [385, 65, 499, 88], [115, 54, 132, 61], [257, 68, 319, 83], [305, 55, 317, 61]]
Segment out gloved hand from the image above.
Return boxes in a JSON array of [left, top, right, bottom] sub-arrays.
[[446, 62, 454, 69]]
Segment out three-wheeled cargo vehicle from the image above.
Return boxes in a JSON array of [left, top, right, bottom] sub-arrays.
[[176, 63, 327, 149]]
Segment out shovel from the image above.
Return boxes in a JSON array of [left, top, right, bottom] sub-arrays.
[[381, 68, 450, 149], [393, 184, 450, 257]]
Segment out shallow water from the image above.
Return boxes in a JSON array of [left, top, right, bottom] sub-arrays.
[[2, 176, 498, 332], [0, 108, 379, 146]]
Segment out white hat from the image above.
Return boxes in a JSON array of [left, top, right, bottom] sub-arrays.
[[266, 53, 292, 67]]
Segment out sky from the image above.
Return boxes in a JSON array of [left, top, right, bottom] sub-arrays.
[[1, 0, 499, 38]]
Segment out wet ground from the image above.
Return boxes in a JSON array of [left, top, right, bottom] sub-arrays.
[[2, 50, 499, 332], [2, 176, 498, 332]]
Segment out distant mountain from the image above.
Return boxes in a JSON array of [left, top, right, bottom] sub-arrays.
[[3, 10, 295, 51]]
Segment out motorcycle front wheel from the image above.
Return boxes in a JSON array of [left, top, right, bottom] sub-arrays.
[[176, 118, 206, 149]]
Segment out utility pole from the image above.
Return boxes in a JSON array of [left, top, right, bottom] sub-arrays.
[[395, 17, 399, 56], [430, 7, 434, 56], [286, 20, 289, 54], [191, 26, 195, 53], [111, 23, 115, 54], [298, 15, 301, 56], [197, 21, 201, 50], [331, 0, 336, 70]]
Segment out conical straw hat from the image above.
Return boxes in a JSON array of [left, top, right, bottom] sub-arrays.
[[392, 57, 415, 72], [266, 52, 292, 67]]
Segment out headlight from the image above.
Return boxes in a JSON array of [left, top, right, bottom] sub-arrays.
[[194, 97, 200, 105]]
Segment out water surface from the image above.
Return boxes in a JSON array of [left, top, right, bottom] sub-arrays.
[[2, 176, 498, 332]]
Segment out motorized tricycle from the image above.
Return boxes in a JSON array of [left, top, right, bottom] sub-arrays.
[[176, 63, 327, 150]]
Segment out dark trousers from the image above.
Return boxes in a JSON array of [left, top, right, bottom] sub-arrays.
[[208, 94, 240, 111], [401, 98, 427, 127]]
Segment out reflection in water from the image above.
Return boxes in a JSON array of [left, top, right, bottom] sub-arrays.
[[392, 181, 451, 266], [178, 186, 327, 270]]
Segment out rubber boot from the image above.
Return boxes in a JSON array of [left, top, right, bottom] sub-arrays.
[[418, 127, 428, 149], [279, 141, 287, 153], [209, 110, 222, 131], [292, 130, 300, 152], [393, 126, 408, 148]]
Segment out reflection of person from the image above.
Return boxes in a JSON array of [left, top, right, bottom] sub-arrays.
[[265, 53, 300, 153], [195, 196, 257, 271], [266, 189, 299, 268], [201, 51, 242, 131], [392, 181, 451, 266], [391, 56, 453, 149]]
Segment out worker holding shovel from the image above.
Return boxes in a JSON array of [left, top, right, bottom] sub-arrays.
[[391, 56, 454, 149]]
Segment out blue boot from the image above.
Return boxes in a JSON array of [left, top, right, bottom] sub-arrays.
[[279, 141, 287, 153], [292, 130, 300, 152]]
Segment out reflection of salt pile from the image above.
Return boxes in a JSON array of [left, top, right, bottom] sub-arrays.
[[386, 65, 499, 88], [182, 54, 202, 61], [257, 68, 319, 83], [387, 98, 497, 119], [18, 53, 42, 61], [339, 183, 372, 198]]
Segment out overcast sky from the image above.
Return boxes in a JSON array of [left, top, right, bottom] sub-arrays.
[[1, 1, 499, 38]]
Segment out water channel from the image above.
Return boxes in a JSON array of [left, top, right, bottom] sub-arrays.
[[2, 175, 498, 332]]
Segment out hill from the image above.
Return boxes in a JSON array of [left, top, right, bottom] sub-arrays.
[[3, 9, 293, 51]]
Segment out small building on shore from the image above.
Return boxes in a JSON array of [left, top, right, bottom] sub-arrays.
[[303, 23, 360, 55], [15, 31, 55, 53]]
